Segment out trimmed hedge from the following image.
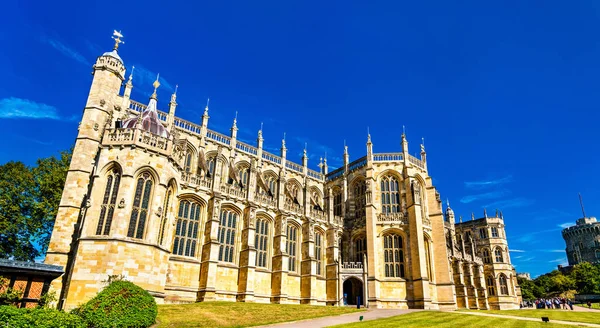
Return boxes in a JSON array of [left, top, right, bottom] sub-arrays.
[[75, 280, 157, 328], [0, 305, 86, 328]]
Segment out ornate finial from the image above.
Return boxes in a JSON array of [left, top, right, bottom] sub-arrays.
[[174, 84, 178, 95], [112, 30, 124, 51], [421, 137, 425, 153], [402, 125, 406, 136], [260, 122, 263, 131], [128, 65, 135, 83], [232, 111, 238, 129], [282, 132, 286, 148], [151, 73, 160, 99], [459, 215, 463, 223], [483, 208, 488, 218], [446, 198, 450, 208], [471, 212, 475, 220]]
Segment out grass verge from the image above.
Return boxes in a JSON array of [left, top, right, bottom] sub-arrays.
[[156, 301, 362, 327], [464, 309, 600, 325], [329, 311, 572, 328]]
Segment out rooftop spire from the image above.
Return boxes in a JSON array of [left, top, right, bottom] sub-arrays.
[[127, 65, 135, 84], [170, 84, 178, 103], [151, 74, 160, 99], [112, 30, 124, 51]]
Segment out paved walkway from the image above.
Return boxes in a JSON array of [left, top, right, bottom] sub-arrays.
[[451, 311, 600, 327], [256, 308, 420, 328]]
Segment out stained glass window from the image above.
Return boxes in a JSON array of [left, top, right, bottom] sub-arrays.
[[381, 176, 400, 214], [255, 218, 269, 267], [287, 225, 298, 272], [217, 209, 237, 263], [383, 234, 405, 278], [127, 172, 153, 239], [96, 168, 121, 235], [172, 200, 201, 257]]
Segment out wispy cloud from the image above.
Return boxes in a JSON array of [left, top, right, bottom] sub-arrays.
[[513, 256, 523, 259], [464, 175, 513, 190], [510, 249, 525, 253], [460, 190, 509, 204], [16, 135, 54, 146], [133, 65, 174, 93], [545, 249, 565, 253], [483, 197, 534, 209], [43, 37, 90, 66], [549, 257, 568, 265], [0, 97, 61, 120], [558, 222, 575, 229], [515, 227, 562, 243]]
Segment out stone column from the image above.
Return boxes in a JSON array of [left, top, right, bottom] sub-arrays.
[[301, 220, 317, 304], [198, 197, 223, 301], [237, 206, 257, 302], [406, 179, 431, 309], [271, 215, 289, 303], [326, 227, 340, 305]]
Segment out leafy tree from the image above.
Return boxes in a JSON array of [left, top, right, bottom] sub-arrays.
[[570, 262, 600, 295], [31, 150, 71, 256], [0, 149, 71, 261], [0, 161, 37, 260]]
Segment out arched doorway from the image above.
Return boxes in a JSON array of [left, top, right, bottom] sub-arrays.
[[343, 277, 364, 306]]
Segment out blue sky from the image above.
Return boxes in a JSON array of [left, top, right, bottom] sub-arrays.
[[2, 0, 600, 277]]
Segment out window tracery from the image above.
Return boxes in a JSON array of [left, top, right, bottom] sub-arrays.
[[127, 172, 153, 239], [381, 175, 400, 214], [173, 200, 201, 257], [96, 168, 121, 235], [383, 233, 405, 278]]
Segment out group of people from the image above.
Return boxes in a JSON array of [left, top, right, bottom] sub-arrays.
[[522, 298, 574, 310]]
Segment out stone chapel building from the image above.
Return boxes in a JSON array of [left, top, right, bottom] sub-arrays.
[[45, 34, 521, 310]]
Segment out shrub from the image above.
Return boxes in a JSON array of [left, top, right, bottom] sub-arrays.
[[0, 305, 86, 328], [75, 280, 157, 328]]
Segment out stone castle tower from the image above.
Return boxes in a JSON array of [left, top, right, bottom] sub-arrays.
[[45, 33, 521, 310]]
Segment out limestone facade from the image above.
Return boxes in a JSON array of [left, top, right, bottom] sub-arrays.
[[45, 39, 521, 310]]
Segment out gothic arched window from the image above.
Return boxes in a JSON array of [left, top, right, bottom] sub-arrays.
[[96, 168, 121, 235], [238, 166, 249, 188], [127, 172, 153, 239], [333, 191, 342, 216], [354, 237, 367, 262], [207, 157, 216, 178], [172, 200, 201, 257], [184, 151, 193, 173], [499, 274, 509, 295], [315, 231, 324, 276], [483, 249, 491, 264], [287, 183, 300, 204], [383, 234, 405, 278], [494, 248, 504, 262], [487, 275, 496, 296], [287, 225, 298, 273], [354, 180, 366, 219], [255, 218, 269, 268], [158, 186, 174, 246], [479, 228, 488, 239], [491, 227, 499, 238], [424, 237, 433, 280], [381, 175, 400, 214], [218, 209, 238, 263]]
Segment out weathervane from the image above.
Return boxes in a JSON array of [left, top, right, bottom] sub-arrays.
[[112, 30, 124, 51]]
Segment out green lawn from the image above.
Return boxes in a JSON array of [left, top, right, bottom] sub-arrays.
[[329, 311, 571, 328], [465, 309, 600, 325], [156, 302, 363, 327]]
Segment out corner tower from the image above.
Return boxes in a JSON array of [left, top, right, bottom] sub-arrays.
[[45, 31, 126, 308]]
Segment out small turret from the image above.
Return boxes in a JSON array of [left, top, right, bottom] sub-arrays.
[[401, 126, 409, 153], [302, 143, 308, 171], [166, 85, 177, 132], [366, 128, 373, 161], [323, 155, 328, 175], [445, 199, 455, 223], [343, 142, 349, 167]]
